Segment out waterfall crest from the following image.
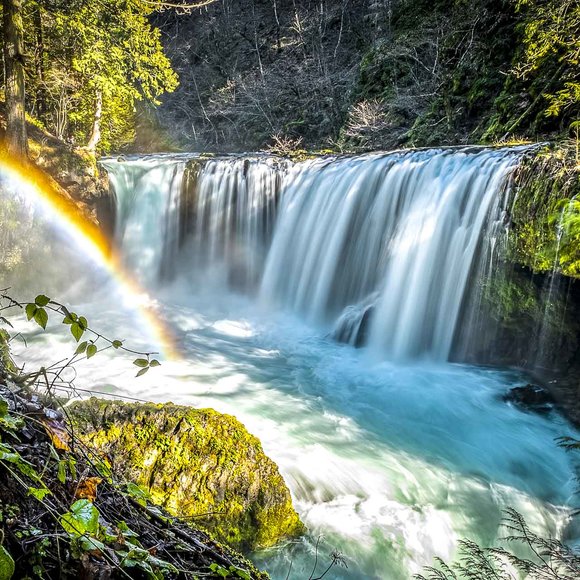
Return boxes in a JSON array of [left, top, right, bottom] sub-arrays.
[[102, 148, 523, 361]]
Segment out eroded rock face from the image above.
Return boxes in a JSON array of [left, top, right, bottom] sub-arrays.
[[69, 398, 305, 551]]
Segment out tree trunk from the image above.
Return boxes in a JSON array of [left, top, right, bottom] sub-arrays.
[[33, 5, 46, 120], [86, 90, 103, 152], [3, 0, 28, 158]]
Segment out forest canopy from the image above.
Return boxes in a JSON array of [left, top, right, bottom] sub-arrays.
[[0, 0, 579, 154]]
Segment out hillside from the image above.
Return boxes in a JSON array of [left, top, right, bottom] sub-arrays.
[[151, 0, 578, 152]]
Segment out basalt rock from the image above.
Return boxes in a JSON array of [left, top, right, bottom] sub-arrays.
[[69, 398, 305, 551]]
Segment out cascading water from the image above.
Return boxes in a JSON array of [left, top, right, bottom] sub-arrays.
[[104, 148, 521, 362], [261, 149, 518, 360], [24, 145, 574, 579], [102, 155, 287, 289]]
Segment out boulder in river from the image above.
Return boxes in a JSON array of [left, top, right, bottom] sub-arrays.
[[503, 384, 555, 415], [70, 398, 305, 551]]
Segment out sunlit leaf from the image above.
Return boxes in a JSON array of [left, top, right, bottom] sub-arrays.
[[34, 295, 50, 307], [75, 341, 88, 355], [86, 344, 97, 359], [60, 499, 100, 537], [28, 487, 51, 501], [25, 303, 37, 321], [34, 308, 48, 330]]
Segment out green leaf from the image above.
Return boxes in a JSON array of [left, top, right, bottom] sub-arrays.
[[34, 308, 48, 330], [0, 398, 8, 419], [0, 442, 43, 482], [124, 482, 152, 503], [68, 457, 77, 480], [0, 411, 24, 434], [28, 487, 51, 501], [57, 460, 67, 484], [70, 323, 84, 342], [75, 341, 88, 355], [133, 358, 149, 368], [210, 563, 231, 578], [75, 536, 105, 554], [231, 567, 251, 580], [34, 295, 50, 307], [112, 340, 123, 349], [86, 344, 97, 359], [62, 311, 77, 325], [136, 367, 149, 378], [60, 499, 100, 537], [25, 303, 37, 321], [149, 359, 161, 367], [78, 316, 88, 331], [0, 545, 15, 580], [117, 520, 140, 537]]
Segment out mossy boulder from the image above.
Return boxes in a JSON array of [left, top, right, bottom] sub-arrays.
[[69, 398, 305, 551]]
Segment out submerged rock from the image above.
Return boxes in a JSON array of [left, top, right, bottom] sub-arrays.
[[503, 384, 555, 415], [331, 294, 377, 348], [69, 398, 305, 550]]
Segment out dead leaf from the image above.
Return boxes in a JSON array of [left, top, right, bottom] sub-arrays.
[[40, 416, 71, 451], [75, 476, 103, 502]]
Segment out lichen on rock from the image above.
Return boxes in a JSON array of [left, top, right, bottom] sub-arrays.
[[69, 398, 305, 551]]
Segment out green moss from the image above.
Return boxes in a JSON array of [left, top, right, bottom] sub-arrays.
[[0, 330, 17, 375], [69, 399, 305, 551], [508, 145, 580, 278]]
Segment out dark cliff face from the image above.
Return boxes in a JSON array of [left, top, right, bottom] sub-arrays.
[[150, 0, 526, 153]]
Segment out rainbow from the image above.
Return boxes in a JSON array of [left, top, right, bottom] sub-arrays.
[[0, 150, 180, 360]]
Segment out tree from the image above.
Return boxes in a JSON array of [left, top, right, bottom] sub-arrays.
[[42, 0, 179, 152], [2, 0, 211, 154], [514, 0, 580, 127], [2, 0, 28, 157]]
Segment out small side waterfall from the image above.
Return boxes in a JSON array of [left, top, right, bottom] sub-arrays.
[[102, 148, 524, 362]]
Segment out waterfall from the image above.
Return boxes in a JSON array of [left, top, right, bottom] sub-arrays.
[[102, 155, 287, 289], [102, 147, 523, 361], [101, 156, 187, 285]]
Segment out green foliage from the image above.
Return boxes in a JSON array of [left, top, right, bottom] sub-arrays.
[[132, 357, 160, 377], [0, 545, 15, 580], [515, 0, 580, 120], [0, 397, 23, 434], [416, 508, 580, 579], [210, 563, 252, 579], [20, 0, 178, 152], [60, 499, 100, 537], [556, 198, 580, 275], [508, 146, 580, 277]]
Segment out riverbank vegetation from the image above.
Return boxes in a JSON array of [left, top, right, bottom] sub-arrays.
[[0, 293, 291, 578]]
